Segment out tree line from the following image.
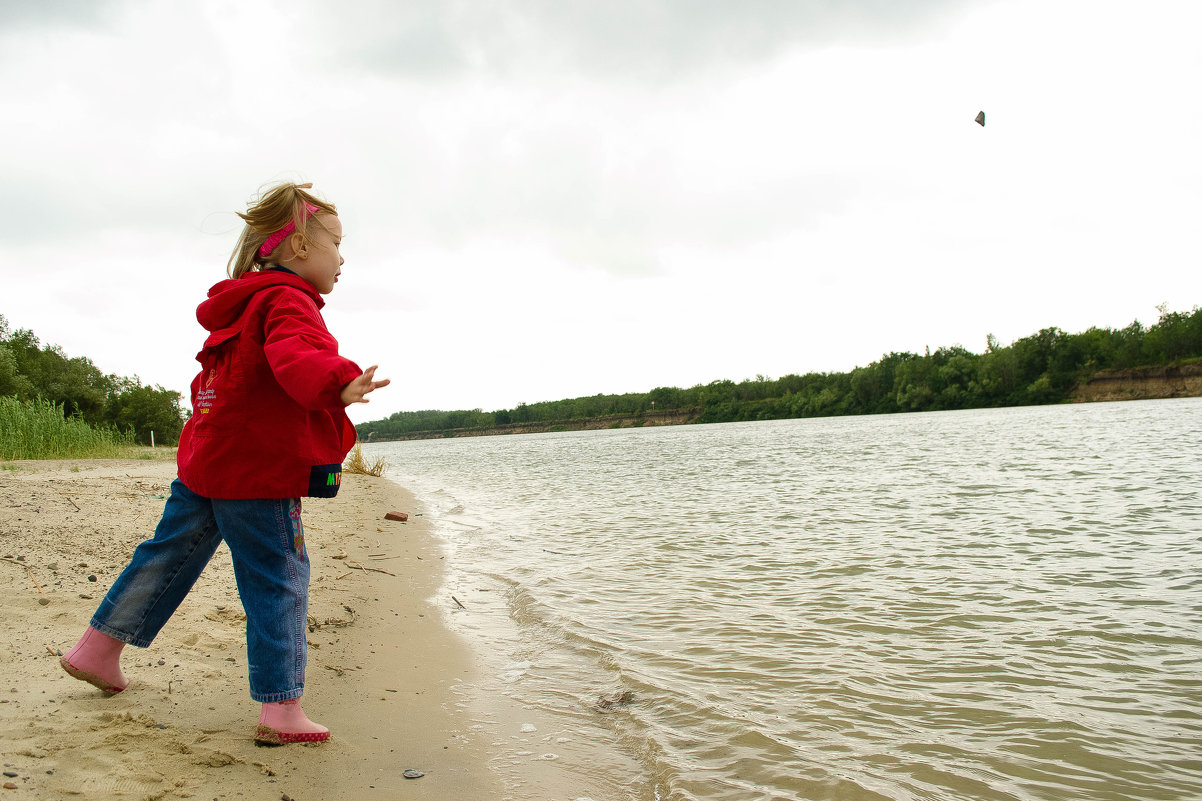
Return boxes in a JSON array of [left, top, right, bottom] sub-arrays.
[[5, 305, 1199, 448], [357, 305, 1202, 440], [0, 314, 185, 446]]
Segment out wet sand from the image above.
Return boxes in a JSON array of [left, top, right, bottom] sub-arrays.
[[0, 457, 500, 800]]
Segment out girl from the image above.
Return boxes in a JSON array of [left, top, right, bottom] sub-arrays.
[[60, 181, 389, 745]]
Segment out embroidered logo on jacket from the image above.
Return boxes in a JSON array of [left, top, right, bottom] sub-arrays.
[[197, 369, 218, 415]]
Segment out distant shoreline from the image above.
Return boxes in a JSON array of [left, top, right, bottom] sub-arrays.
[[366, 366, 1202, 442]]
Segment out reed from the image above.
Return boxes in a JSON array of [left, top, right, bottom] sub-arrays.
[[343, 442, 387, 477], [0, 396, 136, 461]]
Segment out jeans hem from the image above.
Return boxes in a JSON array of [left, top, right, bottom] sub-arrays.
[[89, 619, 152, 649], [252, 688, 305, 703]]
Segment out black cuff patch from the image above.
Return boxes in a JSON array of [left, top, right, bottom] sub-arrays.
[[308, 464, 343, 498]]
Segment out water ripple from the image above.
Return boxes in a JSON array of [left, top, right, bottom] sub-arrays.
[[377, 399, 1202, 800]]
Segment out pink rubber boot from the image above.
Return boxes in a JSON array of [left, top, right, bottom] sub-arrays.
[[254, 698, 330, 745], [60, 626, 129, 693]]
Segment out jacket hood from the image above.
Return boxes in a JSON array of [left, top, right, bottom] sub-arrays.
[[196, 270, 324, 332]]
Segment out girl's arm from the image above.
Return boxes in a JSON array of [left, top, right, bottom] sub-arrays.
[[262, 290, 363, 409]]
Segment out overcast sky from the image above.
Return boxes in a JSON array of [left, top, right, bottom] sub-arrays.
[[2, 0, 1199, 421]]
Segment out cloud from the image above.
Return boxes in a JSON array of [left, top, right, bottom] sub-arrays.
[[307, 0, 971, 81], [0, 2, 249, 245], [0, 0, 970, 272], [0, 0, 128, 32], [321, 53, 878, 280]]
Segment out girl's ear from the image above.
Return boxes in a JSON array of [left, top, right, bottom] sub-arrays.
[[289, 230, 308, 259]]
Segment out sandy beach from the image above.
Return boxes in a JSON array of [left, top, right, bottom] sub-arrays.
[[0, 456, 499, 800]]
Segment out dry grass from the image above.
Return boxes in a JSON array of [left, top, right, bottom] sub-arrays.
[[343, 442, 387, 476]]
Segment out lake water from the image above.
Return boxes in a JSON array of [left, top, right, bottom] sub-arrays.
[[367, 398, 1202, 801]]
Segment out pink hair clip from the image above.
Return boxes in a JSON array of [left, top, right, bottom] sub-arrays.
[[258, 202, 320, 260]]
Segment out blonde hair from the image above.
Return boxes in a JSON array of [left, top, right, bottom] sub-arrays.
[[227, 182, 338, 278]]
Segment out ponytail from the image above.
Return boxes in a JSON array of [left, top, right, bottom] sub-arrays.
[[227, 182, 338, 278]]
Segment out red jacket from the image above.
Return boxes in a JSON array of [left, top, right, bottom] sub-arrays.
[[177, 270, 362, 499]]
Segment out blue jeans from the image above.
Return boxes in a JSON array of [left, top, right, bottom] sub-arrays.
[[91, 479, 310, 703]]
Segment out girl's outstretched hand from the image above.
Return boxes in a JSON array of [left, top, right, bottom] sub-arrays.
[[341, 365, 391, 406]]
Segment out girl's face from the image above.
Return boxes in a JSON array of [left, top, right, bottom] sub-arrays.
[[291, 214, 344, 294]]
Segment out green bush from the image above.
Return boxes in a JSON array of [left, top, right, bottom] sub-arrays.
[[0, 396, 135, 460]]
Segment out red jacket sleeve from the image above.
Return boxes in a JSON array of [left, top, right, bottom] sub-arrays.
[[261, 289, 363, 410]]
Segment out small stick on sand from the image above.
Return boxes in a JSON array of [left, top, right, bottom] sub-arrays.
[[344, 560, 396, 576], [324, 664, 361, 676], [1, 557, 44, 593]]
